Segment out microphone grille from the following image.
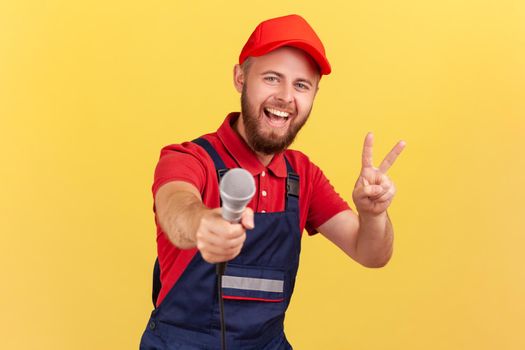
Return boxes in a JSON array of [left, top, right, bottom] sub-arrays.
[[220, 168, 255, 200]]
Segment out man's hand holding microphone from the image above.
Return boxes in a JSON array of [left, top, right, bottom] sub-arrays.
[[195, 207, 254, 264], [196, 168, 255, 264]]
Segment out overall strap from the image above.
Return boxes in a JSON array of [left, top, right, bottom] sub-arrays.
[[284, 156, 300, 212], [152, 259, 161, 307], [192, 137, 229, 182]]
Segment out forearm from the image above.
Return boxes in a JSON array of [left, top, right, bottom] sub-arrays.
[[157, 191, 207, 249], [355, 211, 394, 268]]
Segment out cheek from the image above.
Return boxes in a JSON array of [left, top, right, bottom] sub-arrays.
[[247, 90, 269, 111], [296, 94, 315, 114], [246, 81, 272, 101]]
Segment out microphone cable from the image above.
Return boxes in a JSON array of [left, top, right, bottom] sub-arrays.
[[216, 263, 227, 350]]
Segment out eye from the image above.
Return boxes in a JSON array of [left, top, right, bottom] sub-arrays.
[[295, 82, 310, 90], [264, 76, 279, 83]]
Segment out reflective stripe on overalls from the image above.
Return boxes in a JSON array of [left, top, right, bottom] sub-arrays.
[[140, 138, 301, 350]]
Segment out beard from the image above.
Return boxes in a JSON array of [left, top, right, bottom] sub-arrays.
[[240, 84, 312, 155]]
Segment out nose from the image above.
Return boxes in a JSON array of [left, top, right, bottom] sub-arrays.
[[275, 83, 294, 104]]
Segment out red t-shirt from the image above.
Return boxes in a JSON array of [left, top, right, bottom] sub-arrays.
[[152, 112, 350, 306]]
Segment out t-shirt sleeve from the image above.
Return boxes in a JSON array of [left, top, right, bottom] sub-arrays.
[[152, 143, 207, 197], [305, 162, 351, 235]]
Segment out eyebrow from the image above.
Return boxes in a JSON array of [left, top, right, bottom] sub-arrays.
[[261, 70, 314, 87]]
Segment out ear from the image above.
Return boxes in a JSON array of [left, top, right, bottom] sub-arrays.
[[313, 75, 321, 97], [233, 64, 244, 93]]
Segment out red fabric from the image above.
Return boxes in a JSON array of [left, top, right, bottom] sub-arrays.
[[239, 14, 331, 75], [222, 296, 285, 303], [153, 112, 350, 306]]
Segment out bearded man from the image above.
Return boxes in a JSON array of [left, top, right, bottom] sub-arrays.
[[140, 14, 405, 350]]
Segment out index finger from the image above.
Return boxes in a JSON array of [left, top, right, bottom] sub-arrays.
[[361, 132, 374, 169], [378, 140, 406, 173]]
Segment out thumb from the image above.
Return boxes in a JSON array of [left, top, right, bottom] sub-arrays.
[[363, 185, 383, 197], [241, 207, 255, 230]]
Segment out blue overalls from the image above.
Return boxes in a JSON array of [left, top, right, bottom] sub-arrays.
[[140, 138, 301, 350]]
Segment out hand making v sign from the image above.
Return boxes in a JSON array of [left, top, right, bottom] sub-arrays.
[[352, 133, 406, 216]]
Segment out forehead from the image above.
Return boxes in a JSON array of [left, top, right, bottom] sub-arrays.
[[248, 46, 320, 81]]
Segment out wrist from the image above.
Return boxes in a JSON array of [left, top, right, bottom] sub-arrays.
[[358, 210, 387, 223], [357, 210, 391, 244]]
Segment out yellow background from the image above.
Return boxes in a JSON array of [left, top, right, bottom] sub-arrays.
[[1, 1, 524, 349]]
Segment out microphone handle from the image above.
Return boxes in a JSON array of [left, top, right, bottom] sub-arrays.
[[216, 262, 226, 275]]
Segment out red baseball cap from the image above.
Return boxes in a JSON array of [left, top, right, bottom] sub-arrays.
[[239, 14, 331, 75]]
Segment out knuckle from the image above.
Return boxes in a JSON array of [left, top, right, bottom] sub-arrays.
[[229, 226, 242, 238], [229, 227, 239, 238], [221, 231, 232, 241], [196, 230, 204, 240]]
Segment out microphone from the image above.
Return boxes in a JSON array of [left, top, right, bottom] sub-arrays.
[[217, 168, 255, 274], [219, 168, 255, 223]]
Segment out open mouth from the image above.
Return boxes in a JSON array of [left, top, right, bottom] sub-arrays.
[[263, 107, 292, 128]]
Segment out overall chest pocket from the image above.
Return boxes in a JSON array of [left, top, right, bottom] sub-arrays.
[[221, 263, 285, 302], [214, 263, 287, 340]]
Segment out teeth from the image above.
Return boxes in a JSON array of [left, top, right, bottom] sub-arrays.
[[266, 108, 289, 118]]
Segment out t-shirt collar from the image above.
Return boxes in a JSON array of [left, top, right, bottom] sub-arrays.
[[217, 112, 287, 178]]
